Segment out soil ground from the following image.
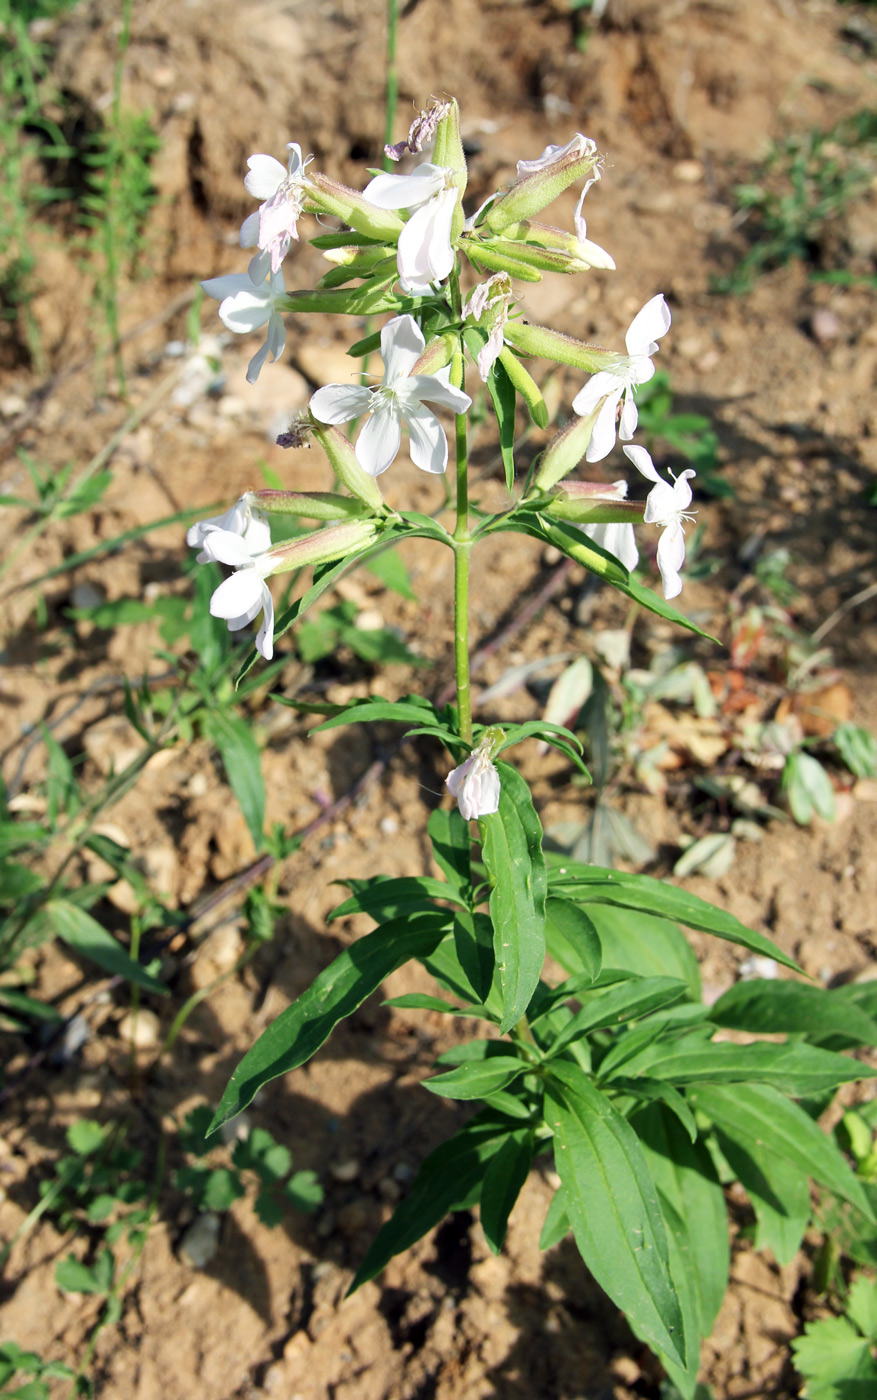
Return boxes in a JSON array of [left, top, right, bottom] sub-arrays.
[[1, 1, 877, 1397]]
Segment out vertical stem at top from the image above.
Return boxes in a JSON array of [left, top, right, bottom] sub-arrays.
[[382, 0, 400, 173], [450, 338, 473, 745]]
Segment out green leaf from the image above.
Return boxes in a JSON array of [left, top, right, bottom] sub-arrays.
[[611, 1077, 698, 1143], [203, 710, 265, 850], [544, 901, 602, 984], [495, 720, 590, 779], [253, 1189, 285, 1227], [66, 1120, 109, 1156], [0, 987, 61, 1023], [382, 993, 461, 1013], [328, 875, 466, 922], [424, 1053, 529, 1100], [715, 1128, 810, 1264], [546, 859, 798, 973], [348, 1113, 510, 1291], [0, 859, 43, 902], [480, 1128, 534, 1253], [782, 750, 836, 825], [550, 898, 702, 1000], [792, 1316, 877, 1394], [847, 1275, 877, 1342], [481, 763, 547, 1034], [427, 806, 472, 893], [364, 547, 417, 600], [309, 693, 441, 733], [545, 1062, 687, 1368], [486, 350, 517, 491], [622, 1033, 877, 1096], [689, 1083, 876, 1221], [834, 724, 877, 781], [201, 1168, 246, 1211], [210, 911, 450, 1131], [547, 977, 689, 1058], [47, 901, 167, 995], [539, 1185, 571, 1250], [452, 910, 495, 1003], [536, 516, 718, 641], [284, 1169, 323, 1212], [634, 1103, 729, 1337], [55, 1248, 114, 1295], [712, 980, 877, 1048]]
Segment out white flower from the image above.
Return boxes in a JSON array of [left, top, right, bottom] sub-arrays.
[[623, 444, 696, 600], [240, 143, 310, 282], [571, 294, 672, 462], [186, 494, 271, 563], [363, 162, 458, 293], [446, 739, 502, 821], [579, 480, 639, 571], [571, 185, 615, 272], [201, 270, 287, 384], [462, 273, 512, 381], [516, 133, 596, 177], [309, 314, 471, 477], [199, 527, 276, 660]]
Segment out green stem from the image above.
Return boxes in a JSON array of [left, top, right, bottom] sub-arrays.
[[382, 0, 399, 173], [450, 342, 473, 745], [158, 944, 259, 1060]]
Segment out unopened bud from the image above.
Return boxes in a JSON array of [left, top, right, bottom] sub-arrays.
[[410, 333, 457, 377], [485, 143, 601, 234], [309, 420, 386, 513], [545, 492, 644, 526], [504, 320, 609, 373], [268, 519, 379, 576], [251, 490, 367, 522], [308, 173, 404, 241], [498, 220, 615, 272], [533, 411, 601, 491]]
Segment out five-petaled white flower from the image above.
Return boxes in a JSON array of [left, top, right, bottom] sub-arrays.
[[187, 494, 271, 562], [199, 527, 277, 660], [571, 294, 672, 463], [240, 143, 311, 283], [363, 162, 458, 293], [623, 444, 696, 599], [201, 270, 287, 384], [309, 314, 471, 477], [579, 480, 639, 572], [446, 735, 502, 821]]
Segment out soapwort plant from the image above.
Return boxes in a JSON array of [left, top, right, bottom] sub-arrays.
[[195, 100, 877, 1393]]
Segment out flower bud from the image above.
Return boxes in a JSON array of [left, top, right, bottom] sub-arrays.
[[485, 142, 601, 234], [503, 320, 609, 373], [267, 519, 380, 576], [533, 410, 601, 491], [410, 332, 457, 377], [431, 98, 467, 243], [463, 239, 543, 283], [308, 173, 404, 241], [497, 347, 548, 428], [471, 237, 584, 277], [281, 282, 401, 317], [250, 489, 368, 521], [308, 421, 386, 513], [497, 220, 615, 272], [544, 491, 644, 526], [317, 254, 398, 290]]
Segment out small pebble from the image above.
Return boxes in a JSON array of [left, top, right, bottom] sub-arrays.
[[329, 1158, 360, 1183], [810, 307, 840, 346], [179, 1212, 221, 1268], [672, 159, 704, 183], [117, 1008, 161, 1051], [70, 582, 106, 611]]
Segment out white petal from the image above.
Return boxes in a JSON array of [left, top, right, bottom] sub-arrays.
[[239, 210, 260, 248], [656, 521, 686, 599], [247, 248, 271, 284], [476, 763, 501, 817], [402, 369, 471, 415], [403, 403, 448, 474], [516, 134, 591, 176], [363, 163, 446, 210], [380, 315, 425, 383], [618, 391, 639, 441], [445, 754, 474, 798], [246, 338, 271, 384], [201, 528, 255, 568], [356, 402, 402, 476], [584, 521, 639, 572], [244, 154, 287, 201], [575, 236, 616, 271], [673, 469, 696, 511], [285, 143, 304, 176], [571, 370, 620, 417], [584, 392, 623, 463], [201, 274, 252, 303], [310, 383, 372, 424], [243, 516, 272, 553], [265, 311, 286, 363], [622, 443, 661, 485], [217, 286, 272, 335], [209, 570, 264, 620], [625, 294, 671, 356], [644, 480, 679, 525], [255, 582, 275, 660]]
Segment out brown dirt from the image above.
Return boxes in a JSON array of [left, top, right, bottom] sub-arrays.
[[2, 1, 877, 1397]]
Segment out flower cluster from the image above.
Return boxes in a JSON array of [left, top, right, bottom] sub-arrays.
[[195, 97, 700, 817]]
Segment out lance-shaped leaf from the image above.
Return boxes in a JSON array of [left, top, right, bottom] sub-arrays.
[[546, 859, 799, 972], [635, 1103, 729, 1338], [545, 1062, 687, 1369], [688, 1082, 876, 1221], [480, 1128, 535, 1254], [715, 1128, 811, 1265], [545, 898, 602, 984], [425, 1051, 529, 1100], [620, 1033, 877, 1097], [203, 711, 265, 851], [327, 875, 468, 923], [427, 806, 472, 894], [47, 901, 167, 996], [545, 977, 689, 1059], [711, 978, 877, 1048], [349, 1112, 511, 1291], [486, 352, 517, 491], [480, 762, 547, 1034], [209, 911, 450, 1132]]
